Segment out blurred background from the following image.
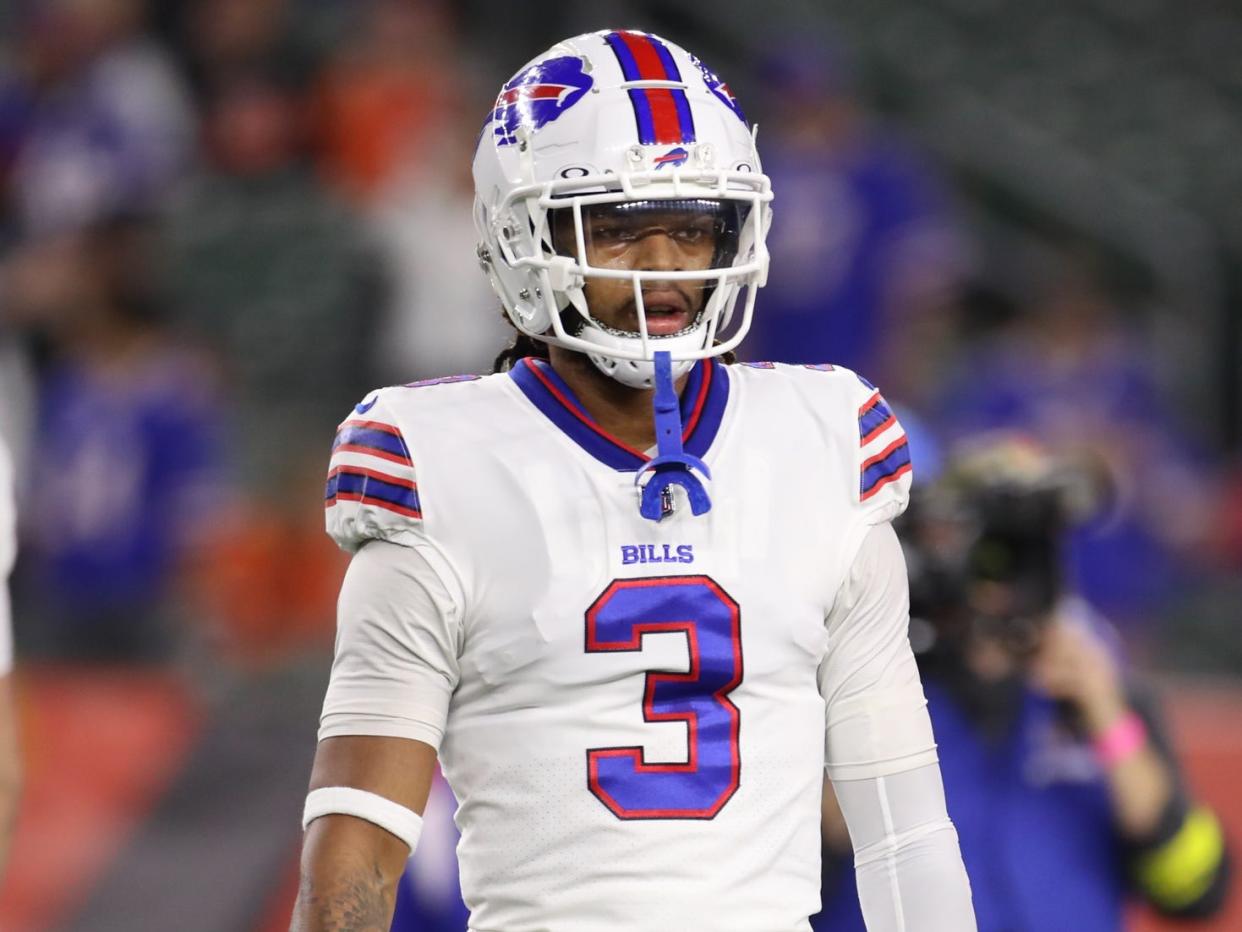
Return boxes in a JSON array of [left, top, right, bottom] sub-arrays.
[[0, 0, 1238, 929]]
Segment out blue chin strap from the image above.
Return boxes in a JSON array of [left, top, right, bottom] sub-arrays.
[[635, 351, 712, 521]]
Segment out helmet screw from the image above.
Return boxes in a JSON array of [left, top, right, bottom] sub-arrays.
[[518, 289, 531, 301], [476, 244, 491, 265]]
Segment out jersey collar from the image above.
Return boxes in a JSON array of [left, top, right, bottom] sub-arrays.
[[509, 357, 730, 472]]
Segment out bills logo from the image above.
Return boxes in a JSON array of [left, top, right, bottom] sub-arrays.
[[621, 544, 695, 565], [489, 56, 593, 146], [654, 146, 690, 169], [690, 54, 746, 123]]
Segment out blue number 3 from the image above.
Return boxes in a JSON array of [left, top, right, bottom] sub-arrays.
[[585, 575, 743, 819]]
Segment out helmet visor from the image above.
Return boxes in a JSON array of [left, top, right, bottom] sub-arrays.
[[551, 198, 750, 271]]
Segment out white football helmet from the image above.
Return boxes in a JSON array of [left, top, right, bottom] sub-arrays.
[[473, 30, 773, 388]]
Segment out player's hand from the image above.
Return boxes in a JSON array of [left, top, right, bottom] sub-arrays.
[[1028, 616, 1127, 735]]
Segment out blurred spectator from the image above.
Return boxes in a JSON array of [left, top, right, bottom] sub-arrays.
[[1219, 465, 1242, 568], [742, 37, 972, 395], [7, 0, 194, 236], [187, 457, 346, 666], [173, 0, 324, 98], [162, 68, 384, 484], [933, 257, 1216, 628], [369, 113, 511, 382], [159, 67, 385, 667], [313, 0, 464, 204], [814, 437, 1231, 931], [5, 216, 226, 662]]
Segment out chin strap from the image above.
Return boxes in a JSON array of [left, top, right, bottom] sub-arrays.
[[635, 351, 712, 521]]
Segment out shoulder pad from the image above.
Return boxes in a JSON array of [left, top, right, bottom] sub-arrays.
[[324, 388, 424, 553]]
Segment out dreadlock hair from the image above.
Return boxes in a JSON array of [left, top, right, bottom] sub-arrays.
[[493, 331, 550, 373]]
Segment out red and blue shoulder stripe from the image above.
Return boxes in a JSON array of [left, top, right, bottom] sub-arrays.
[[325, 465, 421, 519], [860, 435, 912, 502], [858, 391, 898, 447], [332, 419, 412, 467], [857, 388, 911, 502], [326, 416, 421, 520]]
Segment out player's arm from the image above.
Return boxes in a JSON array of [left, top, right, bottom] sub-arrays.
[[294, 736, 436, 930], [291, 538, 462, 932], [820, 523, 976, 932]]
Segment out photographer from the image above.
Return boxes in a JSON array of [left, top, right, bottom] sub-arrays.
[[814, 436, 1230, 931]]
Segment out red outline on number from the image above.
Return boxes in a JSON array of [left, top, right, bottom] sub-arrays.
[[584, 575, 743, 820]]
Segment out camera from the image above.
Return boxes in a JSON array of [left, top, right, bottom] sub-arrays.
[[900, 436, 1109, 659]]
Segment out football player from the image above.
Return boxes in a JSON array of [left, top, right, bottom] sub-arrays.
[[292, 30, 975, 932]]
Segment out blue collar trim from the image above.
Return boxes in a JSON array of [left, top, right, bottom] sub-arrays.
[[509, 357, 730, 472]]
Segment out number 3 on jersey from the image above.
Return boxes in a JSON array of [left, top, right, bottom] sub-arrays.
[[584, 575, 743, 819]]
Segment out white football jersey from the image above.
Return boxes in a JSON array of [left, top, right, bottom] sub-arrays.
[[322, 360, 923, 932]]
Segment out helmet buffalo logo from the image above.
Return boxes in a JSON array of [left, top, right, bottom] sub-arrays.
[[654, 147, 690, 169], [490, 56, 594, 147], [690, 54, 746, 123]]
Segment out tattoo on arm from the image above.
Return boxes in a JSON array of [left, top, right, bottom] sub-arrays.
[[291, 861, 395, 932]]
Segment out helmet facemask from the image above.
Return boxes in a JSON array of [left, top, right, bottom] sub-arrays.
[[486, 171, 769, 387]]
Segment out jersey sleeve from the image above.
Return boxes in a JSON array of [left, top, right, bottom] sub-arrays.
[[819, 522, 938, 781], [853, 375, 913, 526], [319, 538, 462, 749], [324, 389, 424, 553]]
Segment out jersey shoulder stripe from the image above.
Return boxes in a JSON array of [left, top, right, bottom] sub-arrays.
[[856, 377, 911, 505], [860, 435, 912, 501], [858, 390, 897, 446], [325, 391, 424, 552], [325, 465, 421, 519], [332, 419, 413, 466]]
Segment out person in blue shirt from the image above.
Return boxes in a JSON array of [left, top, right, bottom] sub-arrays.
[[814, 436, 1230, 932], [9, 215, 226, 661]]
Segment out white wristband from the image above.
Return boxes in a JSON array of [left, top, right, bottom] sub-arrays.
[[302, 786, 423, 854]]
